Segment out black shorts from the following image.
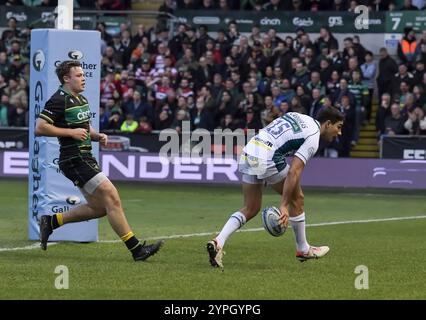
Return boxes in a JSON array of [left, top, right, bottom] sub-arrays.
[[59, 155, 101, 189]]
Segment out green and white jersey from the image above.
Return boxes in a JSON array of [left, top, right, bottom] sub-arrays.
[[39, 86, 93, 158], [243, 112, 320, 172]]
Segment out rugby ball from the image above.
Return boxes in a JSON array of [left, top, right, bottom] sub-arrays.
[[261, 206, 286, 237]]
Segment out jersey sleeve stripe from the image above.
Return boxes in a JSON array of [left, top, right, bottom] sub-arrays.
[[39, 113, 54, 123], [295, 152, 308, 164]]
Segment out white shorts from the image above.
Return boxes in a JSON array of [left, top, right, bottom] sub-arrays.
[[80, 172, 109, 195], [238, 153, 289, 185]]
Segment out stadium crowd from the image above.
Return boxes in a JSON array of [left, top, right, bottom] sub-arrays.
[[0, 0, 425, 157], [163, 0, 426, 11], [0, 0, 130, 9]]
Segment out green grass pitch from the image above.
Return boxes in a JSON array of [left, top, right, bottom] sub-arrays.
[[0, 179, 425, 299]]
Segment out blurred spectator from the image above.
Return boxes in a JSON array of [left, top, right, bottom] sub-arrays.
[[0, 52, 11, 78], [384, 103, 408, 135], [416, 43, 426, 68], [244, 107, 262, 131], [260, 95, 279, 126], [319, 58, 332, 84], [368, 0, 391, 11], [404, 106, 426, 135], [220, 113, 237, 130], [9, 54, 25, 80], [101, 46, 123, 75], [328, 45, 344, 73], [400, 0, 419, 9], [296, 85, 312, 111], [215, 90, 235, 126], [159, 0, 176, 15], [177, 0, 196, 9], [171, 109, 189, 133], [303, 47, 317, 72], [194, 56, 213, 90], [398, 27, 418, 67], [107, 108, 123, 130], [3, 0, 24, 5], [348, 70, 369, 144], [110, 33, 125, 63], [337, 95, 356, 157], [413, 84, 426, 108], [326, 70, 341, 96], [199, 0, 217, 9], [290, 0, 306, 11], [333, 77, 355, 106], [263, 0, 285, 10], [411, 0, 425, 9], [414, 30, 426, 61], [100, 69, 120, 106], [278, 101, 290, 116], [330, 0, 347, 10], [291, 62, 310, 88], [393, 64, 414, 99], [315, 26, 338, 53], [4, 77, 27, 111], [0, 94, 13, 127], [377, 47, 398, 100], [134, 116, 153, 133], [122, 90, 154, 125], [99, 103, 111, 131], [343, 37, 366, 65], [155, 104, 174, 130], [361, 51, 377, 121], [376, 93, 392, 135], [191, 96, 215, 130], [0, 73, 7, 97], [1, 17, 20, 44], [290, 95, 306, 114], [95, 0, 126, 10], [218, 0, 232, 10], [120, 113, 138, 132], [307, 71, 326, 96], [396, 81, 411, 110], [309, 88, 323, 118], [96, 22, 112, 49], [413, 60, 425, 84]]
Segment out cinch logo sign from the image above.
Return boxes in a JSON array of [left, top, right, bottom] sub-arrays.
[[260, 17, 281, 26], [77, 109, 91, 121]]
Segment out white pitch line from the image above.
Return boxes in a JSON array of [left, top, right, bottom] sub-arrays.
[[98, 215, 426, 243], [1, 215, 426, 250], [0, 242, 58, 252]]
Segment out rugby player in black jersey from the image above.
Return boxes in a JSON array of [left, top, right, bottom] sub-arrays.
[[35, 60, 163, 261]]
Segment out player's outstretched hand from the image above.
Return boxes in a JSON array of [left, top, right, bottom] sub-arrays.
[[278, 206, 289, 229], [70, 128, 88, 141], [98, 133, 108, 147]]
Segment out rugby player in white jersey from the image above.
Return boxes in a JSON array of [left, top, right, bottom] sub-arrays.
[[207, 107, 344, 268]]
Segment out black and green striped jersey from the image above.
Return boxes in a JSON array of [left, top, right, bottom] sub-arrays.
[[39, 86, 93, 158], [348, 81, 369, 107]]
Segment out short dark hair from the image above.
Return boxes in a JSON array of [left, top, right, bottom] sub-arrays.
[[316, 107, 344, 124], [55, 60, 81, 84]]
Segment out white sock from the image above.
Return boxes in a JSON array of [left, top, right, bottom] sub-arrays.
[[289, 212, 309, 253], [215, 211, 246, 248]]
